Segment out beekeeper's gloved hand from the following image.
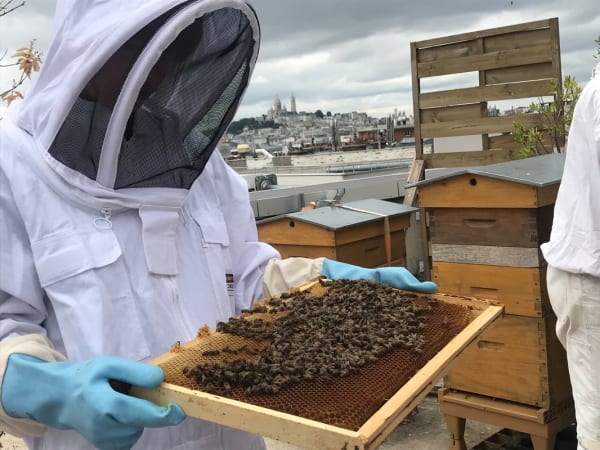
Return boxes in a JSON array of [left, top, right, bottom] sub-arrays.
[[321, 259, 438, 293], [1, 354, 185, 450]]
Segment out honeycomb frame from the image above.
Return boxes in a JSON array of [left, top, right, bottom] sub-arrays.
[[131, 280, 503, 450]]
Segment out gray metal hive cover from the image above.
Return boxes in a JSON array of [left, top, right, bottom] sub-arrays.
[[407, 153, 565, 188], [272, 199, 418, 231]]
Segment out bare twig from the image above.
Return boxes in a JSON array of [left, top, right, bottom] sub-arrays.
[[0, 0, 25, 18]]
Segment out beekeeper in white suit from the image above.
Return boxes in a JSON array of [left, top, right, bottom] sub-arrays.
[[0, 1, 436, 449], [542, 61, 600, 450]]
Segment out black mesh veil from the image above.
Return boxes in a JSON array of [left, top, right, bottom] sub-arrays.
[[49, 6, 256, 189]]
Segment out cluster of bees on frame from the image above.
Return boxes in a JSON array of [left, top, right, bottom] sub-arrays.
[[182, 278, 437, 396]]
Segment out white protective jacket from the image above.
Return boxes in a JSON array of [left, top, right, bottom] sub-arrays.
[[0, 1, 323, 449], [541, 63, 600, 276]]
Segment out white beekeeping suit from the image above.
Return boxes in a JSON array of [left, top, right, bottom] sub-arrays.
[[541, 63, 600, 450], [0, 1, 439, 448], [0, 1, 328, 449]]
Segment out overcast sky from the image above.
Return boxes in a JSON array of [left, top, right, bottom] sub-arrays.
[[1, 0, 599, 119]]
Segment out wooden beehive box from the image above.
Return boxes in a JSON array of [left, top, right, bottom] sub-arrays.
[[412, 153, 572, 409], [257, 199, 418, 268]]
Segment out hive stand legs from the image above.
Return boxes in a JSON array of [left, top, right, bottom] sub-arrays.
[[441, 413, 557, 450], [529, 434, 556, 450], [443, 414, 467, 450], [438, 388, 574, 450]]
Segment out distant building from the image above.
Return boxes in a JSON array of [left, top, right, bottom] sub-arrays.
[[290, 93, 297, 114], [274, 95, 282, 114], [356, 123, 415, 146]]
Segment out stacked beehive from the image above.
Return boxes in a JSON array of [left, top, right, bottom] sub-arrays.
[[414, 154, 574, 450]]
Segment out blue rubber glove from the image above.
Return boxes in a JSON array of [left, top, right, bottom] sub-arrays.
[[2, 354, 185, 450], [321, 259, 438, 293]]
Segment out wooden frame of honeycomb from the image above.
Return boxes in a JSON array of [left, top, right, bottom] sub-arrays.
[[131, 280, 503, 450]]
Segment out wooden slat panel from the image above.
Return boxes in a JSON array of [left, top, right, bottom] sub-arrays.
[[488, 142, 521, 153], [488, 133, 553, 152], [411, 16, 562, 233], [488, 133, 518, 149], [411, 43, 424, 160], [418, 45, 554, 78], [550, 17, 564, 140], [421, 114, 544, 138], [414, 18, 553, 50], [420, 80, 555, 109], [420, 103, 484, 124], [484, 28, 551, 52], [485, 62, 554, 84], [432, 262, 547, 317], [423, 148, 520, 169], [431, 243, 543, 267], [418, 40, 481, 64], [418, 29, 552, 69]]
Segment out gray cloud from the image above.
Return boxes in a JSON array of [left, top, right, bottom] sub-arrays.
[[2, 0, 598, 118]]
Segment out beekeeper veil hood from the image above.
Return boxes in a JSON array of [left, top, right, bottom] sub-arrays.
[[11, 0, 259, 191], [8, 0, 260, 275]]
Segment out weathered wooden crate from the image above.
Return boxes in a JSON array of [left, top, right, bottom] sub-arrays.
[[257, 199, 417, 268], [131, 284, 503, 450]]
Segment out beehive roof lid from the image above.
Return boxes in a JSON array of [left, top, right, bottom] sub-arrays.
[[274, 199, 418, 230], [407, 153, 565, 189]]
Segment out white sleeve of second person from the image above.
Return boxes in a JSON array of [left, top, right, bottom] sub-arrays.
[[0, 334, 67, 437], [262, 257, 325, 298]]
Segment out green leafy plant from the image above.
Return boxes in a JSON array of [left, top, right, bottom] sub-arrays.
[[515, 35, 600, 158], [513, 75, 582, 158]]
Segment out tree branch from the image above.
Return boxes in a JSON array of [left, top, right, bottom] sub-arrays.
[[0, 1, 25, 18]]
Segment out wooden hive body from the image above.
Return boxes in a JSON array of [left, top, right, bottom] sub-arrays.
[[258, 199, 417, 268], [416, 154, 572, 410]]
